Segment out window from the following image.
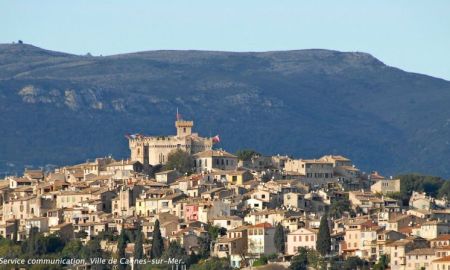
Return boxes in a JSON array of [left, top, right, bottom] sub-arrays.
[[305, 236, 309, 241]]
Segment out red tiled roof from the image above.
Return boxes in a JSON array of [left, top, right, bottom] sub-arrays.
[[249, 222, 272, 229]]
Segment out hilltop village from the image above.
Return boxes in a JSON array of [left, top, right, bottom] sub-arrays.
[[1, 118, 450, 270]]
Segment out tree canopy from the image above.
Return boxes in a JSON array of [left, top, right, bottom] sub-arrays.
[[235, 149, 260, 161], [316, 214, 331, 256], [274, 223, 285, 254], [164, 149, 193, 174], [151, 219, 164, 258], [396, 174, 447, 204], [117, 229, 128, 270]]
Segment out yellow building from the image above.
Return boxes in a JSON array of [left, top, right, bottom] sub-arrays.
[[225, 170, 253, 188]]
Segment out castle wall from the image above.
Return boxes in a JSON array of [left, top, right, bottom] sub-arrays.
[[128, 120, 213, 166]]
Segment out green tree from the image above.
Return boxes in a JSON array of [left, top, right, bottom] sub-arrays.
[[373, 254, 389, 270], [396, 174, 445, 204], [343, 256, 368, 270], [62, 239, 83, 259], [197, 234, 211, 259], [438, 181, 450, 199], [162, 241, 190, 267], [117, 229, 128, 270], [207, 225, 226, 240], [12, 220, 18, 243], [75, 230, 88, 239], [274, 223, 285, 254], [134, 227, 144, 269], [235, 149, 260, 161], [316, 214, 331, 256], [329, 197, 353, 218], [23, 227, 40, 256], [82, 239, 105, 270], [252, 256, 268, 266], [164, 149, 193, 174], [41, 234, 65, 254], [190, 257, 232, 270], [98, 230, 118, 241], [289, 247, 307, 270], [306, 249, 321, 269], [151, 220, 164, 259]]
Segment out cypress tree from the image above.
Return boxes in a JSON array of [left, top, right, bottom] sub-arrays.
[[151, 219, 164, 258], [117, 229, 128, 270], [134, 227, 144, 269], [12, 219, 18, 243], [274, 223, 285, 254], [316, 214, 331, 256]]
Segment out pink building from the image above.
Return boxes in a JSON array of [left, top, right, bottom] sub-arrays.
[[286, 228, 318, 255], [185, 204, 199, 221]]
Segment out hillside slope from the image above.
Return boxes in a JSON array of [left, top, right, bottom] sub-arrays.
[[1, 43, 450, 176]]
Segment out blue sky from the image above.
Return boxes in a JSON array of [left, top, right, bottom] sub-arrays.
[[1, 0, 449, 80]]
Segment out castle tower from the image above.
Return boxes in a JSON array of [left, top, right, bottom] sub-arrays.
[[175, 120, 193, 137]]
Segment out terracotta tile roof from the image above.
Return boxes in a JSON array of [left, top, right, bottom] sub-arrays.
[[431, 234, 450, 241], [249, 222, 272, 229], [406, 248, 435, 256], [433, 255, 450, 262], [193, 149, 237, 159]]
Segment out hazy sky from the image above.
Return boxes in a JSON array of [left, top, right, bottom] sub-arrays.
[[1, 0, 449, 80]]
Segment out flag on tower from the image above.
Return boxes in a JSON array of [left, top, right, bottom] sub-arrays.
[[212, 135, 220, 144], [176, 108, 182, 121]]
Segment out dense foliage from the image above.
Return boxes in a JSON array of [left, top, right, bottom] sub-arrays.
[[235, 149, 260, 161], [189, 257, 232, 270], [117, 229, 128, 270], [0, 233, 111, 270], [342, 256, 369, 270], [164, 150, 193, 174], [373, 254, 389, 270], [316, 215, 331, 256], [395, 174, 448, 204], [290, 248, 326, 270], [151, 220, 164, 259], [329, 195, 353, 218], [274, 223, 285, 254]]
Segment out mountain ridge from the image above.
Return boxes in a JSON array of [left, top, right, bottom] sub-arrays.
[[1, 43, 450, 177]]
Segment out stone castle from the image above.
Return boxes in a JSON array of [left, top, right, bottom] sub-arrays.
[[128, 119, 213, 166]]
